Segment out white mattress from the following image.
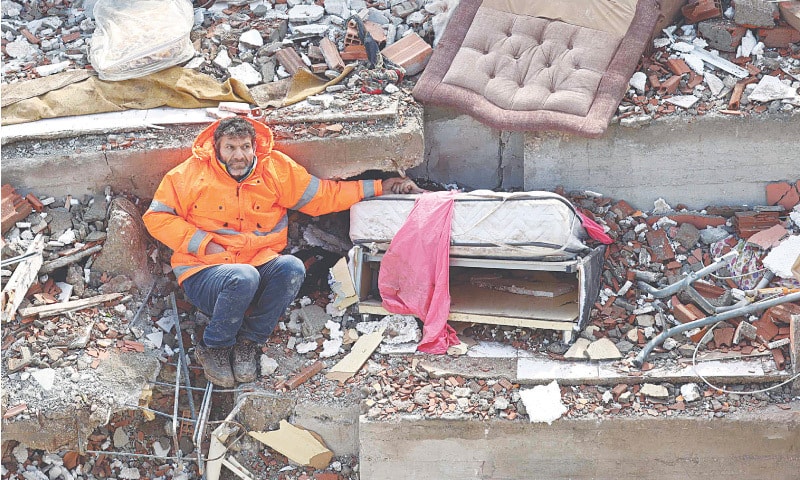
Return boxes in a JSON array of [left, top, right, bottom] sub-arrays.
[[350, 191, 589, 259]]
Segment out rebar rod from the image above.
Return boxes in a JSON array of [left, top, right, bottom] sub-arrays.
[[170, 292, 197, 419], [634, 290, 800, 367]]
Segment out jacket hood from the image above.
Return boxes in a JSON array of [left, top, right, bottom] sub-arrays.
[[191, 116, 275, 163]]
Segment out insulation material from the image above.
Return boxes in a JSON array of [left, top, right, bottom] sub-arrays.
[[350, 191, 588, 260], [519, 380, 567, 424]]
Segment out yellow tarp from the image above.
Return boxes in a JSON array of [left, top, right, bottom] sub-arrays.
[[1, 67, 254, 126]]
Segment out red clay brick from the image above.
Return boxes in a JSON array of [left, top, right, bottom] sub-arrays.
[[646, 213, 727, 229], [765, 180, 800, 210], [771, 348, 786, 370], [681, 0, 722, 23], [646, 229, 676, 263], [286, 360, 325, 389], [753, 314, 779, 342], [714, 327, 735, 348], [757, 24, 800, 48]]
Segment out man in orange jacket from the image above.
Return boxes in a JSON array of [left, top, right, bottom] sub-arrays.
[[144, 116, 421, 387]]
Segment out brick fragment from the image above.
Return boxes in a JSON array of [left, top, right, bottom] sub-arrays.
[[698, 18, 746, 52], [645, 229, 676, 263], [286, 360, 325, 389], [381, 32, 432, 76], [666, 58, 691, 76], [765, 181, 800, 211], [610, 200, 635, 219], [757, 24, 800, 47], [319, 37, 344, 70], [714, 327, 735, 348], [681, 0, 722, 24], [61, 32, 81, 43], [658, 75, 681, 94], [753, 314, 779, 342], [771, 348, 786, 370], [275, 47, 307, 75]]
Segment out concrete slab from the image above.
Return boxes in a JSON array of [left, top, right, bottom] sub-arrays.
[[2, 106, 423, 199], [523, 114, 800, 210], [359, 407, 800, 480]]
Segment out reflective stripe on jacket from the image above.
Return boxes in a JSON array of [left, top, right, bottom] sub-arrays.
[[143, 118, 383, 284]]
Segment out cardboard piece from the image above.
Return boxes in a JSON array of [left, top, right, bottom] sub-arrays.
[[326, 328, 385, 383], [329, 257, 358, 309], [249, 420, 333, 470]]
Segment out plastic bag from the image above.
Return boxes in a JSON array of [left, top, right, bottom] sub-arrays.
[[89, 0, 195, 81]]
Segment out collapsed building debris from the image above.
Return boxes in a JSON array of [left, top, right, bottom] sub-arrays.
[[2, 1, 800, 479]]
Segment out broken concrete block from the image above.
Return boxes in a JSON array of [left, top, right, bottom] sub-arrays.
[[250, 420, 333, 469], [763, 235, 800, 278], [733, 321, 758, 344], [698, 18, 746, 52], [640, 383, 669, 399], [748, 75, 799, 103], [680, 383, 701, 402], [674, 223, 701, 250], [356, 314, 420, 344], [563, 337, 590, 360], [299, 304, 331, 337], [733, 0, 778, 28], [586, 338, 622, 360]]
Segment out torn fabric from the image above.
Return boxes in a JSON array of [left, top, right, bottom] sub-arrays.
[[378, 191, 461, 354], [1, 67, 253, 125]]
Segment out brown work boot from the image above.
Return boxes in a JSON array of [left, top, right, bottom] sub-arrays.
[[232, 339, 260, 383], [195, 343, 235, 388]]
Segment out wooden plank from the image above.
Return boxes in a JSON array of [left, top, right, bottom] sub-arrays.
[[450, 284, 579, 321], [1, 234, 44, 323], [18, 292, 122, 318], [326, 328, 385, 383], [357, 300, 575, 331], [40, 244, 102, 274]]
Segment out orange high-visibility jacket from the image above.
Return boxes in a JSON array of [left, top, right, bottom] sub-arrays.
[[143, 118, 383, 284]]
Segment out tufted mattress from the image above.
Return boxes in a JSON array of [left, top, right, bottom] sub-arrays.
[[349, 191, 590, 260], [412, 0, 660, 138]]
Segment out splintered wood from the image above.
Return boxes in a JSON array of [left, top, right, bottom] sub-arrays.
[[2, 234, 44, 323]]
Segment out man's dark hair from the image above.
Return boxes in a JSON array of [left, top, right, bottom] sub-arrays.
[[213, 116, 256, 145]]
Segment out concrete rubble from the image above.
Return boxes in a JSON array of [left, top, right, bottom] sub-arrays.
[[1, 1, 800, 479], [619, 0, 800, 126]]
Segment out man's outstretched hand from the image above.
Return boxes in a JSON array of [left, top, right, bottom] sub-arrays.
[[383, 177, 425, 194]]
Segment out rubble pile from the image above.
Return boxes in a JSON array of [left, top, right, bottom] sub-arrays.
[[1, 0, 451, 88], [619, 0, 800, 126], [566, 187, 800, 369], [2, 180, 799, 477]]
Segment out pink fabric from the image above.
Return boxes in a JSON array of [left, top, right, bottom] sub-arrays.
[[378, 191, 461, 353], [578, 211, 613, 245]]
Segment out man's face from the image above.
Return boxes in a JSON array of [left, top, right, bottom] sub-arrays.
[[217, 135, 255, 178]]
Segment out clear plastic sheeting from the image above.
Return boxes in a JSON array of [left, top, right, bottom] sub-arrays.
[[89, 0, 195, 81]]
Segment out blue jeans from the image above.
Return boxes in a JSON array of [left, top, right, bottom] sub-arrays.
[[182, 255, 305, 348]]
